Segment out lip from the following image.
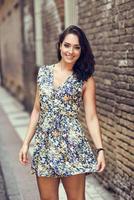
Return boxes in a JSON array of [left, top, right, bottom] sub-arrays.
[[65, 55, 74, 59]]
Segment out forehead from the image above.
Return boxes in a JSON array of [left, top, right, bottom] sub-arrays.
[[63, 33, 80, 45]]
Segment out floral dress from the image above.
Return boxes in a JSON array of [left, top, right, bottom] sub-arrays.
[[31, 64, 98, 177]]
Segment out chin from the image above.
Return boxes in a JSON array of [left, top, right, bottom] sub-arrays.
[[64, 58, 77, 64]]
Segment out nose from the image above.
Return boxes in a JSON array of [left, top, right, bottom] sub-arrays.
[[68, 47, 73, 54]]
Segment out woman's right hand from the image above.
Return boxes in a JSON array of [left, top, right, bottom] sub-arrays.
[[19, 143, 29, 165]]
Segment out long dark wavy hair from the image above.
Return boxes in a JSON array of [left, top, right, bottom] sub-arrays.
[[56, 25, 95, 81]]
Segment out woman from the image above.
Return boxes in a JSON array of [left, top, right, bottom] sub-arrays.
[[19, 25, 106, 200]]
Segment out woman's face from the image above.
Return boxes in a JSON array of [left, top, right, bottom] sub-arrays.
[[60, 33, 81, 64]]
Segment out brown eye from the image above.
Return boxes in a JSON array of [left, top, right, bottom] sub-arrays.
[[64, 44, 70, 48], [75, 46, 81, 50]]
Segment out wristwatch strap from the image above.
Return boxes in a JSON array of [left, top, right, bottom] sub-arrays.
[[96, 148, 104, 154]]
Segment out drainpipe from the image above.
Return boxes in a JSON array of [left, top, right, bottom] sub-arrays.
[[64, 0, 78, 28], [34, 0, 44, 67]]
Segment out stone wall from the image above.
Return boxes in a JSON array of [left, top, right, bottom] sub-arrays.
[[0, 0, 36, 110], [21, 0, 36, 111], [41, 0, 64, 64], [78, 0, 134, 199], [0, 0, 24, 101], [0, 1, 133, 199], [0, 0, 64, 110]]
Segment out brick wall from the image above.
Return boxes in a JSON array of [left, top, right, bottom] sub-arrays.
[[41, 0, 64, 64], [0, 0, 24, 101], [78, 0, 134, 199], [21, 0, 36, 111], [0, 0, 64, 110], [0, 1, 133, 198], [0, 0, 36, 110], [55, 0, 64, 29]]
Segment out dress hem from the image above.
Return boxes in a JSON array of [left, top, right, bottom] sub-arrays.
[[31, 168, 98, 178]]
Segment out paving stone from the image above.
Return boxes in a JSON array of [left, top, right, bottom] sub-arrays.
[[0, 164, 8, 200]]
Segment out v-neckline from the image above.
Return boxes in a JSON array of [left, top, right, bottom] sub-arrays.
[[52, 64, 73, 91]]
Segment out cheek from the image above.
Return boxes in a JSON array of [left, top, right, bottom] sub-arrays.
[[75, 50, 81, 58], [60, 47, 67, 55]]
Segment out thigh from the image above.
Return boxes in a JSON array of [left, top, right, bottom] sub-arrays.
[[61, 173, 86, 200], [36, 176, 60, 200]]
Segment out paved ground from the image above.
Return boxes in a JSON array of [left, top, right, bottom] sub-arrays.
[[0, 86, 116, 200], [0, 164, 8, 200]]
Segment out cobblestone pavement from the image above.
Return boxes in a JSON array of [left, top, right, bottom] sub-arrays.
[[0, 164, 8, 200], [0, 86, 116, 200]]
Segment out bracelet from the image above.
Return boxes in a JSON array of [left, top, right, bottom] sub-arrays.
[[96, 148, 104, 154]]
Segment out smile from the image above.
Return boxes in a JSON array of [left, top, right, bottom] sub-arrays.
[[65, 55, 74, 59]]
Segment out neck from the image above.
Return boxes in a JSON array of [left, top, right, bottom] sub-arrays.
[[59, 60, 73, 72]]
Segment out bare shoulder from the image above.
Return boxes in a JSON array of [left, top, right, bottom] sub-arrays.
[[83, 76, 96, 93]]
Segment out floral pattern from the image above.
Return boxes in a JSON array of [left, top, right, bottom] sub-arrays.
[[31, 64, 98, 177]]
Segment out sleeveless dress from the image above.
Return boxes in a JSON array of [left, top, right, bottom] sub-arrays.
[[31, 64, 98, 177]]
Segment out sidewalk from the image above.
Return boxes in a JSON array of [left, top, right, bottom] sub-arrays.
[[0, 86, 116, 200], [0, 163, 8, 200]]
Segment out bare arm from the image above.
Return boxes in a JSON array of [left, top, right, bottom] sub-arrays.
[[19, 85, 40, 164], [83, 76, 103, 149], [82, 76, 106, 172], [23, 85, 40, 146]]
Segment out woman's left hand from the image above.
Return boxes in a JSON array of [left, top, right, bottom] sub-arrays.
[[96, 151, 106, 173]]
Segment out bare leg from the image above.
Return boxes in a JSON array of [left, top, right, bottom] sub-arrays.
[[36, 176, 60, 200], [61, 173, 86, 200]]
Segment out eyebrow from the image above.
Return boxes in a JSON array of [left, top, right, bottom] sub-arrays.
[[64, 42, 80, 47]]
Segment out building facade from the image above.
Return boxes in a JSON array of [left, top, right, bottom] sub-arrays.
[[0, 0, 133, 199]]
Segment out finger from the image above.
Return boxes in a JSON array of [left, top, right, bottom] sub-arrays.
[[23, 153, 28, 164], [19, 152, 28, 165], [96, 160, 103, 171], [96, 163, 101, 171], [97, 163, 105, 173], [19, 152, 24, 165]]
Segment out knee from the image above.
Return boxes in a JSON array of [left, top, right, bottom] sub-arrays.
[[39, 189, 58, 200]]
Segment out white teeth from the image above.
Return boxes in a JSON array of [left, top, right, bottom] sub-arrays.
[[66, 54, 72, 56], [66, 55, 73, 58]]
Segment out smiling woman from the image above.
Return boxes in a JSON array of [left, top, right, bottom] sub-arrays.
[[59, 34, 81, 67], [19, 25, 106, 200], [57, 25, 95, 81]]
